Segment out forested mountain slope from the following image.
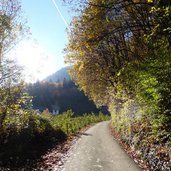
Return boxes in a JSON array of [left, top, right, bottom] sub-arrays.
[[26, 79, 99, 115], [45, 66, 71, 82]]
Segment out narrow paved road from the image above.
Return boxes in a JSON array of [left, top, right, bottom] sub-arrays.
[[62, 121, 142, 171]]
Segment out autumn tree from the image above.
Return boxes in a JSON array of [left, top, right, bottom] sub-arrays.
[[65, 0, 154, 105], [0, 0, 29, 131], [0, 0, 26, 60], [64, 0, 171, 169], [146, 0, 171, 46], [65, 0, 171, 134]]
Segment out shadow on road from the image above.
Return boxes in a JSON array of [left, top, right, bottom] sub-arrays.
[[77, 132, 93, 137]]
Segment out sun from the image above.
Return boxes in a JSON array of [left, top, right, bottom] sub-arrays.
[[10, 39, 58, 82]]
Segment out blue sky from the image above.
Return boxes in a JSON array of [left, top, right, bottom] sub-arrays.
[[13, 0, 73, 82]]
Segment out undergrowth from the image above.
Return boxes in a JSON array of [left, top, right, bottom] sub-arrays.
[[0, 109, 109, 169]]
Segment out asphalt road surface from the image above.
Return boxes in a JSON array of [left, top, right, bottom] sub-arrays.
[[62, 121, 142, 171]]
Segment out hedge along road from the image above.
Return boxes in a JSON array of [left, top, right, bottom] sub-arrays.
[[60, 121, 142, 171]]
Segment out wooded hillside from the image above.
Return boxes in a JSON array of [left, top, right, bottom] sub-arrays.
[[26, 79, 99, 115]]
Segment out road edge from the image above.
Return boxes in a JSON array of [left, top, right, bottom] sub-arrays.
[[109, 122, 150, 171]]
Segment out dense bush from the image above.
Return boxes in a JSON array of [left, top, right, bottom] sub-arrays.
[[44, 109, 110, 134], [0, 109, 66, 167], [0, 108, 109, 168], [109, 46, 171, 170]]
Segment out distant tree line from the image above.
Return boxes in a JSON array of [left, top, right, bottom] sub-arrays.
[[26, 79, 99, 115]]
